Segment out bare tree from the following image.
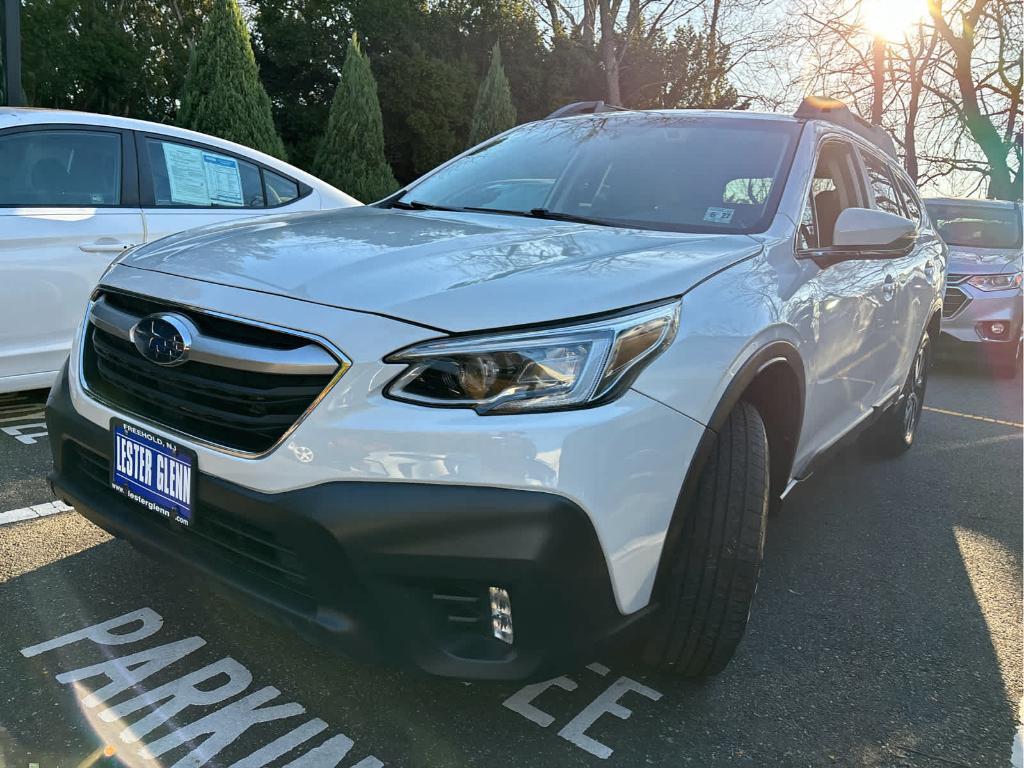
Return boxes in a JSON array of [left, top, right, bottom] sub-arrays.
[[927, 0, 1021, 198]]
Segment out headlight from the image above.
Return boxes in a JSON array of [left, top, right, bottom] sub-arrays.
[[967, 272, 1022, 291], [384, 301, 680, 414]]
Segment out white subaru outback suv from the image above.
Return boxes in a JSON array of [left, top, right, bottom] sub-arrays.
[[46, 98, 945, 680]]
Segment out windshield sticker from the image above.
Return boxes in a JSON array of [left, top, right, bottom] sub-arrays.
[[703, 207, 735, 224], [202, 153, 244, 207]]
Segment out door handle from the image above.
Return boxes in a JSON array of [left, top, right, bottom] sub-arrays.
[[79, 242, 135, 254], [882, 274, 896, 302]]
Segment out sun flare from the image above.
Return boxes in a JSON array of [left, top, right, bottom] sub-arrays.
[[861, 0, 928, 41]]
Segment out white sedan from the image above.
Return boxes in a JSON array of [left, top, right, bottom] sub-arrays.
[[0, 108, 359, 395]]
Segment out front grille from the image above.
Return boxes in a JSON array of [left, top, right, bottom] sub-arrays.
[[943, 287, 971, 318], [82, 292, 341, 454], [947, 273, 970, 285], [66, 442, 313, 601]]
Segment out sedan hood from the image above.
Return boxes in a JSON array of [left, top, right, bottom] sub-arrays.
[[947, 245, 1023, 275], [118, 207, 761, 331]]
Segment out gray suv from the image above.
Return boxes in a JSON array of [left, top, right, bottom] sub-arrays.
[[924, 198, 1023, 374]]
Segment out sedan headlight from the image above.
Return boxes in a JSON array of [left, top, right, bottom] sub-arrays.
[[967, 272, 1022, 292], [385, 301, 680, 414]]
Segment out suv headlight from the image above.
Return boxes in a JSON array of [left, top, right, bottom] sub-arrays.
[[384, 301, 680, 414], [967, 272, 1022, 291]]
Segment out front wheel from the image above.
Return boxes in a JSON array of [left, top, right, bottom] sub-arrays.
[[646, 400, 770, 676], [870, 331, 930, 455]]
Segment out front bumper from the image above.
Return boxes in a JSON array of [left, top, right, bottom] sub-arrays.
[[46, 366, 651, 680], [942, 284, 1022, 345]]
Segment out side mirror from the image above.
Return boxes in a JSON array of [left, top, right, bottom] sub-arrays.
[[833, 208, 918, 248], [800, 207, 919, 266]]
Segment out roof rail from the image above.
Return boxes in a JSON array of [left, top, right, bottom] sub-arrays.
[[795, 96, 897, 159], [545, 101, 628, 120]]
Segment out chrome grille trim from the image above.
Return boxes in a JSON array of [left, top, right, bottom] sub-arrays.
[[942, 286, 971, 318], [89, 295, 338, 376], [77, 289, 351, 459]]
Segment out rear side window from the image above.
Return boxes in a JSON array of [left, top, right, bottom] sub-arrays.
[[893, 174, 923, 223], [860, 150, 906, 217], [0, 129, 122, 206], [265, 170, 300, 206], [145, 138, 265, 208]]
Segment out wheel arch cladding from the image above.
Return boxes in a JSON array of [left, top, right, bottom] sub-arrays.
[[648, 341, 804, 616]]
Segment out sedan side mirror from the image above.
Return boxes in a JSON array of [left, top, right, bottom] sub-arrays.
[[833, 208, 918, 248]]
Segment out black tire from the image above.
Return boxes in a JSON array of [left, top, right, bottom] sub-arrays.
[[649, 400, 770, 676], [869, 331, 930, 456]]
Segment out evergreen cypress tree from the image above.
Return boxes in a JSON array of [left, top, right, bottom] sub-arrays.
[[314, 34, 398, 202], [178, 0, 286, 159], [467, 42, 517, 147]]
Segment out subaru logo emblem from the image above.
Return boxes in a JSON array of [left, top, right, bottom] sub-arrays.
[[130, 313, 194, 366]]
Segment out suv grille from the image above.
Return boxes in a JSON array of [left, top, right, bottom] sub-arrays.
[[943, 286, 971, 318], [81, 291, 343, 454]]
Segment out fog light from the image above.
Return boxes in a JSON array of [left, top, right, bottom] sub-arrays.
[[489, 587, 513, 644], [990, 322, 1007, 336]]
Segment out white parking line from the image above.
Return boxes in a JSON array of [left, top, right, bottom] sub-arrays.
[[0, 411, 44, 424], [0, 500, 73, 527], [923, 406, 1023, 430]]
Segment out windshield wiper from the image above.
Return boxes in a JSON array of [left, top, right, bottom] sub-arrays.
[[527, 208, 615, 227], [453, 206, 615, 227], [388, 202, 615, 228], [387, 200, 459, 212]]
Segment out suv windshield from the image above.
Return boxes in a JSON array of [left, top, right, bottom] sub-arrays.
[[394, 114, 800, 234], [926, 202, 1023, 249]]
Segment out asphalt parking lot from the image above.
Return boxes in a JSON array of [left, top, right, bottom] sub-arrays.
[[0, 355, 1020, 768]]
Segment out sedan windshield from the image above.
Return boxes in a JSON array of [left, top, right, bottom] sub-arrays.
[[926, 202, 1023, 249], [394, 114, 800, 234]]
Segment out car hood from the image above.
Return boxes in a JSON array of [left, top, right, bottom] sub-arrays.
[[118, 207, 762, 331], [947, 245, 1023, 275]]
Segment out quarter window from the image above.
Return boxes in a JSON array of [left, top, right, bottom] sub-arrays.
[[860, 151, 906, 217], [265, 170, 300, 206], [145, 138, 265, 208], [0, 130, 122, 206]]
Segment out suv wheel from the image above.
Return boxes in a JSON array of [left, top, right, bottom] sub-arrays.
[[871, 331, 930, 455], [648, 400, 769, 676]]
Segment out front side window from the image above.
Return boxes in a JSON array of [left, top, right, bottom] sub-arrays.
[[860, 151, 906, 217], [145, 138, 265, 208], [397, 115, 801, 234], [925, 202, 1023, 249], [0, 129, 121, 206], [799, 141, 863, 249]]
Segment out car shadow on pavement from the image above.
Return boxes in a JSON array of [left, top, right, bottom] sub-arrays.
[[0, 409, 1020, 768]]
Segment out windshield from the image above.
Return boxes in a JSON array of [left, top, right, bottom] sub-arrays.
[[395, 115, 800, 234], [926, 202, 1023, 249]]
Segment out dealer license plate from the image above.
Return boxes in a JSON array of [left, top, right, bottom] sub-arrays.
[[110, 420, 197, 527]]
